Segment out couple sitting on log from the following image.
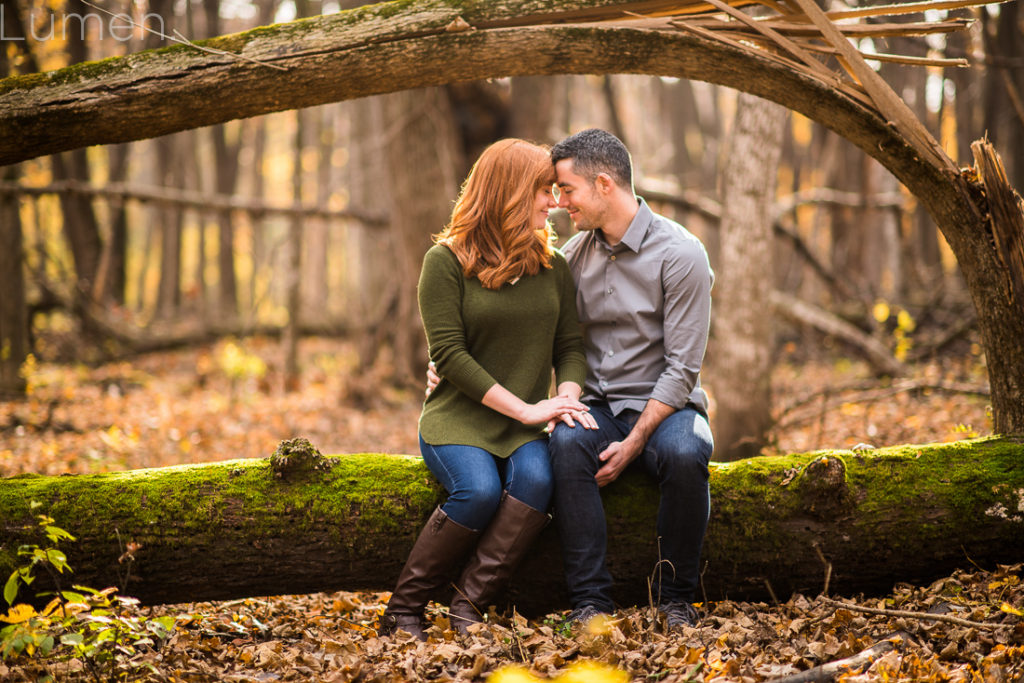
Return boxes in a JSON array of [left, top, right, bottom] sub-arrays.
[[378, 129, 715, 640]]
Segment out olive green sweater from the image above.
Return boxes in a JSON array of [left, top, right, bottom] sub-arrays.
[[418, 244, 588, 458]]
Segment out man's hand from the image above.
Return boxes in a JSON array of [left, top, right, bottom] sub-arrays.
[[595, 437, 642, 487], [592, 399, 676, 486], [425, 361, 440, 397]]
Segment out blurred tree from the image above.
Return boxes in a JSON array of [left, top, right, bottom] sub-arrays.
[[381, 87, 463, 384], [203, 0, 242, 322], [0, 41, 27, 397], [714, 92, 788, 461], [982, 2, 1024, 188]]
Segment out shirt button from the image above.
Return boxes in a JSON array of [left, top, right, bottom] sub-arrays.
[[607, 288, 613, 295], [607, 350, 614, 357], [600, 380, 608, 387], [610, 255, 616, 261]]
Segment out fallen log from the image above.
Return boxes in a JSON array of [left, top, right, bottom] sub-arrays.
[[1, 437, 1023, 616]]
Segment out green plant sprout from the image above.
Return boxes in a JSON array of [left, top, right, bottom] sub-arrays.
[[1, 503, 176, 681]]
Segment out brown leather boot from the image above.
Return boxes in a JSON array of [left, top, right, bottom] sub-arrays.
[[448, 493, 549, 635], [379, 506, 479, 641]]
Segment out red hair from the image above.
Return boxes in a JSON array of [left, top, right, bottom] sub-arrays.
[[435, 139, 556, 289]]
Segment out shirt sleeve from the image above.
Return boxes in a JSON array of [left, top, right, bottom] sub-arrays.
[[551, 253, 589, 390], [418, 246, 497, 402], [651, 238, 713, 408]]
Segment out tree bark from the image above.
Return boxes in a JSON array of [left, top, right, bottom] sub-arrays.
[[714, 92, 787, 460], [2, 437, 1022, 614]]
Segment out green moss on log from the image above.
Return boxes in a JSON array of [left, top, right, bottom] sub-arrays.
[[1, 436, 1021, 609]]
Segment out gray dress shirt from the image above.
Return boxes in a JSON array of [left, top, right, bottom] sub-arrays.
[[561, 198, 713, 416]]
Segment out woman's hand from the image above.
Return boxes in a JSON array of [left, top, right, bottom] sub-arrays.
[[425, 361, 440, 397], [518, 396, 590, 426], [550, 405, 599, 431], [545, 382, 598, 432], [481, 384, 590, 427]]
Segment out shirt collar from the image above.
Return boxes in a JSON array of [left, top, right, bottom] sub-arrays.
[[617, 198, 653, 253]]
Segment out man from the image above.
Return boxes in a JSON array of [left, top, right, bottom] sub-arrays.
[[548, 128, 714, 630]]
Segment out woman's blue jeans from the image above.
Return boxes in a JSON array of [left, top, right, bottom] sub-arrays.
[[419, 435, 554, 532], [548, 401, 713, 611]]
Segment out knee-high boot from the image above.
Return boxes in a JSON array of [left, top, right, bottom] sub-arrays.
[[448, 493, 549, 634], [379, 506, 479, 641]]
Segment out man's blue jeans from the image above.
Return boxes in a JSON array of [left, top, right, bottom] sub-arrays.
[[419, 435, 553, 532], [548, 401, 713, 611]]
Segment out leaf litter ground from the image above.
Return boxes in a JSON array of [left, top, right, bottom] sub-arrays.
[[1, 338, 1019, 681]]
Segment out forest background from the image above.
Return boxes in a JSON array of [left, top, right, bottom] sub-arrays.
[[0, 0, 1022, 681]]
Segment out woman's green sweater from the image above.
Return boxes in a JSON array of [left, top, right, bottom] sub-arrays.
[[418, 244, 588, 458]]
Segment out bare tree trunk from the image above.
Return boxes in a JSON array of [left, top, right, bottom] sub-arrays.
[[714, 92, 787, 461], [861, 155, 902, 301], [0, 162, 27, 397], [203, 0, 242, 322], [508, 76, 565, 145], [0, 19, 27, 397], [381, 88, 462, 384], [248, 117, 269, 325], [347, 97, 395, 369], [983, 3, 1024, 187], [302, 106, 332, 319], [105, 144, 130, 305], [154, 137, 184, 320], [283, 110, 305, 392]]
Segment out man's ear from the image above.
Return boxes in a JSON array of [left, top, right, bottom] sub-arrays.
[[595, 172, 615, 194]]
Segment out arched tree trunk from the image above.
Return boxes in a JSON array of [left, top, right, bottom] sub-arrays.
[[1, 0, 1022, 430], [715, 92, 788, 460]]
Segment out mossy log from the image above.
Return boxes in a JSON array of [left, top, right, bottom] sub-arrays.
[[2, 437, 1023, 615]]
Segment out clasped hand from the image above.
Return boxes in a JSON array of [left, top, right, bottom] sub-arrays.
[[425, 362, 598, 431]]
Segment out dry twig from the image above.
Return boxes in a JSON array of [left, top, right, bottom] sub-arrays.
[[822, 597, 1009, 629]]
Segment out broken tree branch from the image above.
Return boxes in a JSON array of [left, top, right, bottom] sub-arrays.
[[821, 598, 1009, 630], [768, 631, 911, 683]]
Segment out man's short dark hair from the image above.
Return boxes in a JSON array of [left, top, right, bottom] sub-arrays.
[[550, 128, 633, 191]]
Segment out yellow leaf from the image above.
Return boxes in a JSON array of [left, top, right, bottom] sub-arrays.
[[585, 613, 614, 636], [42, 597, 63, 617], [872, 301, 890, 323], [557, 661, 630, 683], [488, 665, 541, 683], [0, 604, 37, 624], [999, 602, 1024, 617], [896, 309, 916, 333]]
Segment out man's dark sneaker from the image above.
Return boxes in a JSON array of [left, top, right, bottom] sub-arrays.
[[566, 604, 610, 628], [661, 601, 699, 629]]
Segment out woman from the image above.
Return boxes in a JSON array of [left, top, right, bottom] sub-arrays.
[[378, 139, 595, 640]]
